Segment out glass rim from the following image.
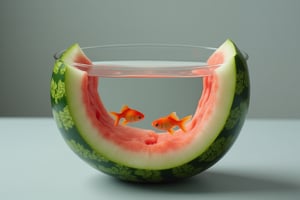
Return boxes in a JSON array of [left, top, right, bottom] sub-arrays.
[[53, 43, 248, 78]]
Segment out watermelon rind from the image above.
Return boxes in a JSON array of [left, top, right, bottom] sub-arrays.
[[50, 39, 250, 182]]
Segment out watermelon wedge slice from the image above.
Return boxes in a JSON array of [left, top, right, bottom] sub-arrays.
[[50, 39, 250, 182]]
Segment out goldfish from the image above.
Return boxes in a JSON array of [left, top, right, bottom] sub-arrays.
[[110, 105, 144, 126], [152, 112, 192, 134]]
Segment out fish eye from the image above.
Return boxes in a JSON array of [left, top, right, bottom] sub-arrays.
[[138, 116, 142, 119], [155, 123, 159, 127]]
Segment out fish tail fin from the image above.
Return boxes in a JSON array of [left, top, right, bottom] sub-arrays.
[[178, 115, 192, 132], [110, 112, 121, 126]]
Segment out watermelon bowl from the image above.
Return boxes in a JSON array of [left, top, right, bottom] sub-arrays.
[[50, 39, 250, 183]]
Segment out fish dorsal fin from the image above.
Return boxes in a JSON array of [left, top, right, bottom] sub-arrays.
[[169, 112, 179, 120], [121, 105, 129, 112]]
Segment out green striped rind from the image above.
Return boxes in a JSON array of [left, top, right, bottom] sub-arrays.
[[50, 41, 249, 182]]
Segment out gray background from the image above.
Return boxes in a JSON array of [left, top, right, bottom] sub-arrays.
[[1, 0, 299, 119]]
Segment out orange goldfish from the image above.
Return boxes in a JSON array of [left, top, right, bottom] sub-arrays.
[[110, 105, 144, 126], [152, 112, 192, 134]]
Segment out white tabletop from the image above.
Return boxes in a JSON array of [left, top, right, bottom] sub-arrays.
[[0, 118, 299, 200]]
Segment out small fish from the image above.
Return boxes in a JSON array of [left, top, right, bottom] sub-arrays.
[[152, 112, 192, 134], [110, 105, 144, 126]]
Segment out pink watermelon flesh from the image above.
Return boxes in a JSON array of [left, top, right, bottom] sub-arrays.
[[74, 51, 223, 154]]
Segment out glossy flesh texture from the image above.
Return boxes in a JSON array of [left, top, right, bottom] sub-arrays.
[[50, 40, 250, 182]]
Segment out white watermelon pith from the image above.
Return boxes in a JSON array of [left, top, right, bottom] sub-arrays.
[[50, 39, 250, 182]]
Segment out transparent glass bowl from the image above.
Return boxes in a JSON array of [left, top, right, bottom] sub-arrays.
[[51, 42, 250, 183]]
